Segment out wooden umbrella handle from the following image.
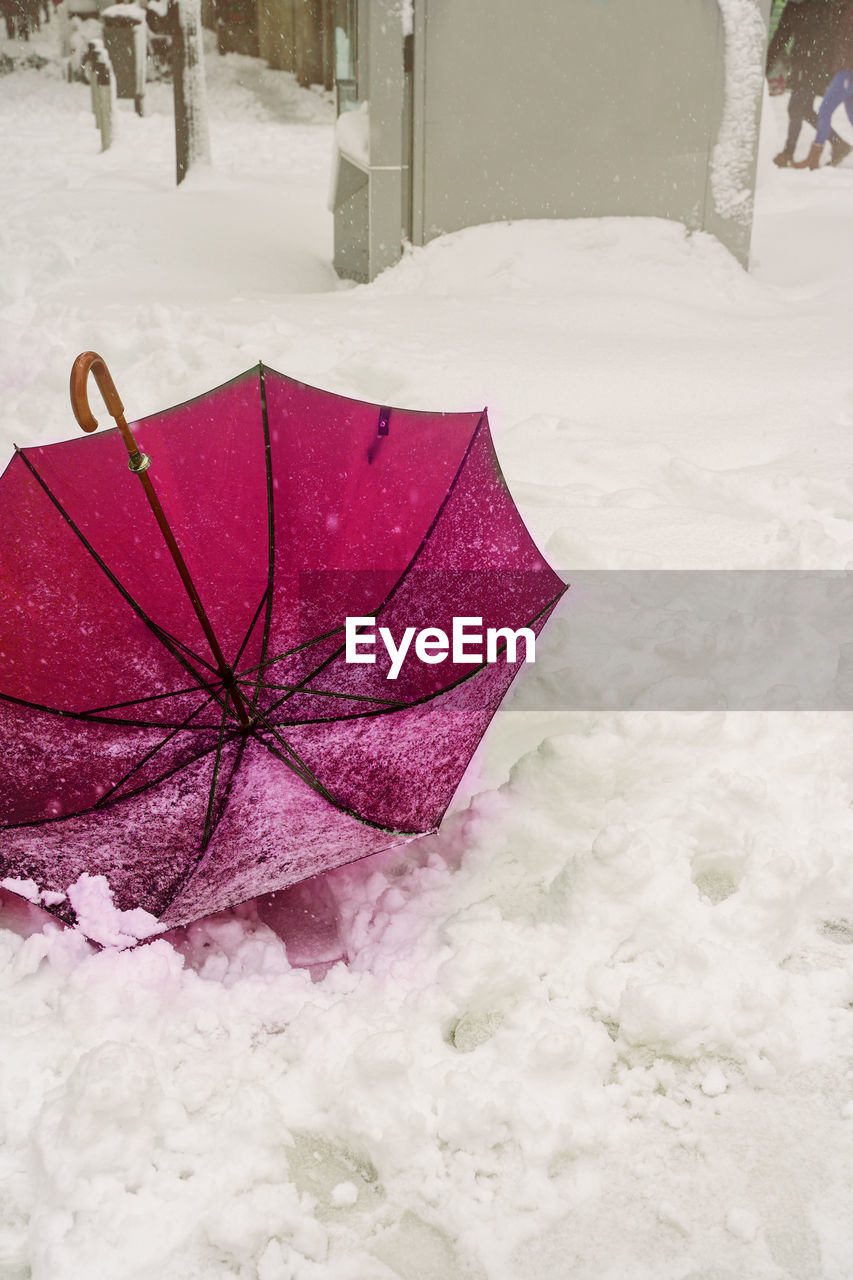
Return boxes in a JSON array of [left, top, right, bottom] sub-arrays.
[[70, 351, 126, 434], [69, 349, 149, 472]]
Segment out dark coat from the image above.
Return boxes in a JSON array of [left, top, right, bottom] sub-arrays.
[[830, 0, 853, 72], [767, 0, 847, 89]]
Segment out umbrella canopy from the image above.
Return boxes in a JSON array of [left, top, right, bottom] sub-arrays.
[[0, 357, 565, 935]]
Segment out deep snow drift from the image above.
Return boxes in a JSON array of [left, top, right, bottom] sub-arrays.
[[1, 25, 853, 1280]]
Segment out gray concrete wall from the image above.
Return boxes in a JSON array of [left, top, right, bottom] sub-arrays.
[[412, 0, 766, 265], [333, 0, 770, 278]]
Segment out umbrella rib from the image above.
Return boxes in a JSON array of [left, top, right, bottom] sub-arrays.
[[259, 412, 489, 719], [157, 726, 250, 912], [81, 681, 218, 715], [200, 691, 231, 849], [250, 708, 324, 791], [365, 410, 489, 611], [257, 588, 568, 726], [236, 622, 346, 680], [201, 732, 247, 852], [252, 716, 422, 837], [0, 729, 229, 831], [0, 686, 224, 730], [16, 451, 232, 718], [92, 734, 230, 815], [237, 677, 404, 707], [232, 585, 269, 671], [247, 362, 276, 719], [145, 620, 219, 675], [93, 690, 219, 810]]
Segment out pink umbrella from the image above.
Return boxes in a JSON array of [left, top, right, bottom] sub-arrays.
[[0, 354, 565, 936]]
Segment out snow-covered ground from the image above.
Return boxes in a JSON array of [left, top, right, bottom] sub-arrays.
[[2, 22, 853, 1280]]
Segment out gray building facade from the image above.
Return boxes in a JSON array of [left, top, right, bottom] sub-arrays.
[[331, 0, 771, 281]]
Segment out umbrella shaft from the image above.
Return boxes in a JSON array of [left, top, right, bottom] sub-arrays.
[[135, 469, 252, 728]]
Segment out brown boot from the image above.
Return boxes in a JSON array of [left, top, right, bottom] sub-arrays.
[[830, 137, 852, 166], [793, 143, 824, 169], [773, 148, 796, 167]]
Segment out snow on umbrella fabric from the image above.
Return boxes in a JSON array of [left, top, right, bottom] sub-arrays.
[[0, 357, 565, 935]]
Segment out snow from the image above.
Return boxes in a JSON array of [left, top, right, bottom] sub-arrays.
[[100, 4, 146, 21], [0, 877, 42, 904], [712, 0, 768, 224], [2, 25, 853, 1280], [335, 99, 369, 167], [66, 873, 166, 948]]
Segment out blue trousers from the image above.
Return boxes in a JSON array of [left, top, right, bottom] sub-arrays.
[[784, 85, 845, 152], [816, 70, 853, 146]]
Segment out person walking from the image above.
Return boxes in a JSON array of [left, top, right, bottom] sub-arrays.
[[1, 0, 15, 40], [767, 0, 850, 166], [795, 0, 853, 166]]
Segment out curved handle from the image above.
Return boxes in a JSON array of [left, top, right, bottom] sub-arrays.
[[70, 351, 125, 434]]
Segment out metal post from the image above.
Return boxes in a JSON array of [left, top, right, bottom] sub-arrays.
[[169, 0, 211, 185], [94, 55, 114, 152]]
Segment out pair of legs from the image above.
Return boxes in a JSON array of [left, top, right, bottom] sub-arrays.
[[792, 70, 853, 168], [815, 70, 853, 146], [785, 86, 818, 151], [774, 76, 848, 166]]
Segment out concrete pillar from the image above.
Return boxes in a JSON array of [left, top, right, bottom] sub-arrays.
[[364, 0, 405, 276]]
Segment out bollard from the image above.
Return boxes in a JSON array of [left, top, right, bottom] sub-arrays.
[[93, 54, 115, 152], [86, 40, 98, 125]]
